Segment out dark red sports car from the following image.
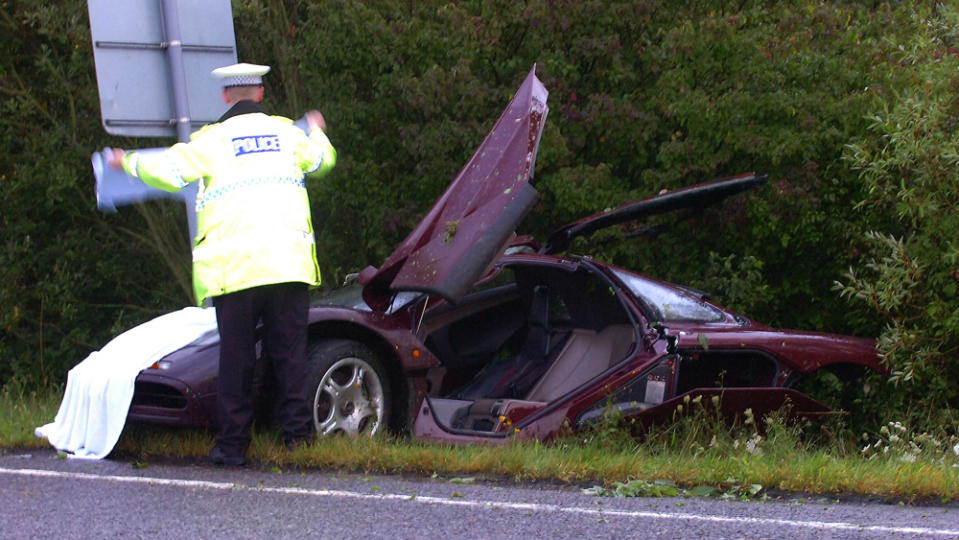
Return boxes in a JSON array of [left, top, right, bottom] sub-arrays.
[[127, 67, 884, 443]]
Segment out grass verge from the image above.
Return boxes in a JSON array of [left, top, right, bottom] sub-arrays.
[[3, 386, 957, 501]]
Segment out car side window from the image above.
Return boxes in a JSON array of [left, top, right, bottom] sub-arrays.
[[611, 269, 724, 323]]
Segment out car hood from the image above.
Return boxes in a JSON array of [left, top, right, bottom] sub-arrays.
[[542, 173, 767, 254], [360, 66, 549, 311]]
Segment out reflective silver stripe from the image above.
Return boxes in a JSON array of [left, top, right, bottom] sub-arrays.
[[127, 152, 141, 177], [133, 151, 187, 188], [305, 150, 326, 174], [168, 164, 188, 188], [195, 176, 306, 211], [193, 230, 313, 262]]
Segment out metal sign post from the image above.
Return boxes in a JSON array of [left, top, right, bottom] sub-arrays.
[[158, 0, 193, 144]]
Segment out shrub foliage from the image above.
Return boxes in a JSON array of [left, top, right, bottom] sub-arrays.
[[838, 4, 959, 425]]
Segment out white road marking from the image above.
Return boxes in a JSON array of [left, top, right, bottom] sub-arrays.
[[1, 467, 956, 537]]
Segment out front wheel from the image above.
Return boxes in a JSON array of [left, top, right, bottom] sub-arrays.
[[307, 339, 390, 437]]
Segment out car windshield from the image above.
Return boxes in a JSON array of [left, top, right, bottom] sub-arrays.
[[610, 268, 724, 323], [312, 283, 421, 315]]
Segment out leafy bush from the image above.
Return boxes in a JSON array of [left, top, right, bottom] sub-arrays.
[[838, 4, 959, 426], [0, 1, 190, 386]]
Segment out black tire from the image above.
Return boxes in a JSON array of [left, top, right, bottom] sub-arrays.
[[307, 338, 391, 437]]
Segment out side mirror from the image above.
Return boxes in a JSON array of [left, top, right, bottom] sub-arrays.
[[651, 323, 678, 354]]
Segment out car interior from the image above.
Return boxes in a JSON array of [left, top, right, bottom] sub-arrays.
[[421, 262, 639, 434]]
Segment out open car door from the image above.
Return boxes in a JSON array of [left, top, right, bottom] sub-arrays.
[[360, 66, 549, 312], [543, 173, 767, 254]]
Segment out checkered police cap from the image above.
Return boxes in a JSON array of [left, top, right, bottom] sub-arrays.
[[212, 63, 270, 88]]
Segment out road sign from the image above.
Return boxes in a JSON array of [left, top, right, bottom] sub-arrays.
[[88, 0, 237, 247], [87, 0, 237, 138]]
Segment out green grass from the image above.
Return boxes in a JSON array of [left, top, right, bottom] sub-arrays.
[[0, 381, 63, 447], [4, 386, 957, 501]]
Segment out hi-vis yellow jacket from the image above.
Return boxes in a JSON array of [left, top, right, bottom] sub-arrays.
[[121, 105, 336, 305]]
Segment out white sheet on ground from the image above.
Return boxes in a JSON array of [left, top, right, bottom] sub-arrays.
[[35, 306, 218, 459]]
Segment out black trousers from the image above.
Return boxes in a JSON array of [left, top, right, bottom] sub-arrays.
[[212, 282, 312, 455]]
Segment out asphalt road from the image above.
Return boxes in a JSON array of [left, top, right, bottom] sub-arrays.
[[1, 449, 957, 539]]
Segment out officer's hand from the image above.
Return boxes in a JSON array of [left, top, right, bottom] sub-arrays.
[[306, 110, 327, 133], [106, 148, 125, 169]]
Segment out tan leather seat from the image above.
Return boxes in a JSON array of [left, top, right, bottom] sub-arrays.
[[525, 325, 635, 402]]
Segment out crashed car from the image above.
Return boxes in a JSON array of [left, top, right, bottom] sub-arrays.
[[128, 66, 884, 443]]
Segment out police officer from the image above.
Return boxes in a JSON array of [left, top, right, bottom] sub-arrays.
[[108, 62, 336, 466]]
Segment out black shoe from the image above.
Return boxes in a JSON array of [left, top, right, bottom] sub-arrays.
[[284, 436, 314, 451], [209, 445, 246, 467]]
